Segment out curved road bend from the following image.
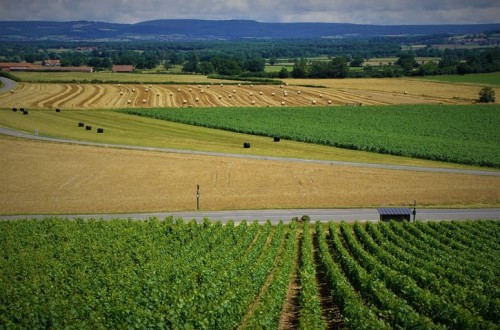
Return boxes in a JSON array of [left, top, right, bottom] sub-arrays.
[[1, 209, 500, 222], [1, 127, 499, 177], [0, 77, 17, 93]]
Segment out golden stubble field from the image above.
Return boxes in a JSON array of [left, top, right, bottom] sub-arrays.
[[1, 137, 499, 214], [1, 77, 493, 109]]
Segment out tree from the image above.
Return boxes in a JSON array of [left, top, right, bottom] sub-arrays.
[[478, 87, 496, 103], [350, 55, 364, 67], [278, 67, 290, 78], [395, 53, 419, 75], [292, 59, 308, 78]]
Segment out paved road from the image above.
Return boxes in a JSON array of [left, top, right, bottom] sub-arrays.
[[1, 208, 499, 223], [0, 77, 17, 93], [1, 127, 499, 177]]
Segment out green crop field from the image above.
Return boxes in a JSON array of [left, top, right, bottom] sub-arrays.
[[1, 219, 498, 328], [418, 72, 500, 86], [119, 104, 500, 168]]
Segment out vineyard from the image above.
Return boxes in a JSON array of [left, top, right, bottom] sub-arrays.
[[121, 104, 500, 168], [1, 219, 498, 329]]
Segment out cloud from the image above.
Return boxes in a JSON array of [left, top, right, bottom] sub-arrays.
[[0, 0, 498, 24]]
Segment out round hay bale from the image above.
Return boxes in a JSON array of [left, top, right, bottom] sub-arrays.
[[85, 125, 92, 130], [297, 90, 301, 94], [127, 99, 131, 104], [207, 85, 210, 88], [232, 89, 236, 93], [201, 90, 204, 93], [249, 92, 253, 96], [188, 88, 192, 92], [156, 93, 160, 96], [195, 97, 199, 102], [183, 100, 187, 104], [243, 142, 251, 148], [10, 90, 14, 93], [55, 108, 61, 112], [78, 122, 84, 127], [23, 110, 28, 115], [328, 100, 332, 105], [120, 91, 124, 95], [220, 83, 224, 87], [271, 92, 276, 96], [142, 99, 146, 103], [97, 128, 104, 133], [238, 83, 241, 87], [281, 101, 285, 105], [319, 94, 323, 98], [274, 136, 281, 142], [132, 88, 136, 92], [404, 91, 408, 95], [20, 108, 25, 112], [280, 85, 283, 88], [12, 108, 17, 112], [250, 84, 253, 87], [145, 88, 149, 92], [218, 95, 222, 99], [177, 88, 181, 92], [198, 85, 201, 88], [259, 91, 263, 95], [251, 100, 255, 105], [312, 100, 316, 105], [170, 93, 174, 96], [228, 94, 232, 98]]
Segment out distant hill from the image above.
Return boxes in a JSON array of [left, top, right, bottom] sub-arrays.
[[0, 19, 499, 41]]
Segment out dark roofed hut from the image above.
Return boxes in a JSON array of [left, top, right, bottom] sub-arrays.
[[377, 207, 412, 222]]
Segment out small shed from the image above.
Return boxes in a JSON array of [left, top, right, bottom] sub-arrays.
[[377, 207, 412, 222]]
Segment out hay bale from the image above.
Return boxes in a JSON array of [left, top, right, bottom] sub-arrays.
[[312, 100, 316, 105], [78, 122, 84, 127], [297, 91, 301, 94], [404, 91, 408, 95], [243, 142, 251, 148], [183, 100, 187, 104], [188, 88, 192, 92], [274, 136, 281, 142], [127, 99, 132, 104], [319, 94, 323, 98], [271, 92, 276, 96], [259, 91, 263, 95], [120, 91, 124, 95], [12, 108, 17, 112], [281, 101, 285, 105], [328, 100, 332, 105], [156, 93, 160, 96], [85, 125, 92, 130], [145, 88, 149, 92], [132, 88, 136, 92], [142, 99, 146, 103], [251, 100, 255, 105], [55, 108, 61, 112], [97, 128, 104, 133], [195, 97, 200, 102], [177, 88, 181, 92]]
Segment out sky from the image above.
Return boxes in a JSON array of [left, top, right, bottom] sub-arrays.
[[0, 0, 499, 25]]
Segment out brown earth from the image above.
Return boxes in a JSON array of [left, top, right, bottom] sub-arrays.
[[1, 137, 498, 215]]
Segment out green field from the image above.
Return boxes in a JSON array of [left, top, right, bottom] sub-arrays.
[[119, 104, 500, 168], [418, 72, 500, 86], [1, 219, 498, 328]]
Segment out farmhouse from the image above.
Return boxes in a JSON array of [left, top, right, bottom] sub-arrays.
[[42, 59, 61, 67], [112, 65, 134, 73]]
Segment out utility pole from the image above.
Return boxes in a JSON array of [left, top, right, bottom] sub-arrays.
[[412, 200, 417, 222], [196, 184, 200, 211]]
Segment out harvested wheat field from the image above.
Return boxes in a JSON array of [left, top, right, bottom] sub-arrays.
[[1, 77, 492, 110], [1, 137, 498, 214]]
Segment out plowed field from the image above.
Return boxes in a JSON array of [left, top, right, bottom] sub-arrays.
[[1, 77, 492, 110]]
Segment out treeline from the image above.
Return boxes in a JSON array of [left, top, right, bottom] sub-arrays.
[[0, 39, 498, 78]]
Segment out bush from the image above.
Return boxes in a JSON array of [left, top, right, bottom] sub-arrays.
[[478, 87, 496, 103]]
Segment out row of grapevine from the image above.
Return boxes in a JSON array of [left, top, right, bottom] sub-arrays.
[[1, 218, 498, 328]]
